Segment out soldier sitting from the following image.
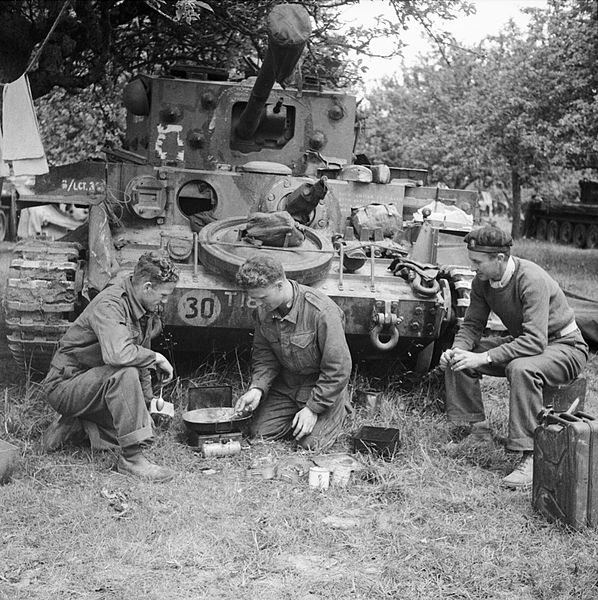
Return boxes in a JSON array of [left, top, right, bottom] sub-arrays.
[[440, 225, 588, 488], [42, 251, 178, 482]]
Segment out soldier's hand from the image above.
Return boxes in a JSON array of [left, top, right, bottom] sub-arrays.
[[154, 352, 174, 383], [235, 388, 262, 415], [439, 348, 455, 371], [292, 406, 317, 440], [450, 348, 487, 372]]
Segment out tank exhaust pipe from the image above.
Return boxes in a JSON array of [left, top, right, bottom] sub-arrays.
[[235, 4, 312, 141]]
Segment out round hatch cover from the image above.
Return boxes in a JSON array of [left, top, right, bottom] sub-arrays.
[[198, 216, 333, 284]]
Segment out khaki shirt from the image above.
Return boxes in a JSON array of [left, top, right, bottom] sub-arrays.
[[250, 280, 352, 414], [47, 278, 160, 398]]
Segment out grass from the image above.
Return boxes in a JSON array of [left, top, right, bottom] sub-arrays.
[[513, 239, 598, 300], [1, 239, 598, 599]]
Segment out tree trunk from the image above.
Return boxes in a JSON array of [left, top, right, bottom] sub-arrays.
[[511, 169, 521, 239]]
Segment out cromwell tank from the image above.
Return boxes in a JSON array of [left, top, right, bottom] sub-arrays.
[[4, 4, 478, 375], [524, 179, 598, 248]]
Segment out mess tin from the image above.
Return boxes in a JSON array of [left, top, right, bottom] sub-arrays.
[[182, 407, 251, 435]]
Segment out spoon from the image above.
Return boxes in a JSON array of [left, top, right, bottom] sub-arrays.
[[156, 381, 164, 411]]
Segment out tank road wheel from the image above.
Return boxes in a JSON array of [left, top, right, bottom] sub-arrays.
[[4, 240, 83, 377], [558, 221, 573, 245], [546, 220, 559, 244], [536, 218, 548, 241], [587, 225, 598, 249], [197, 217, 333, 285], [572, 224, 587, 248]]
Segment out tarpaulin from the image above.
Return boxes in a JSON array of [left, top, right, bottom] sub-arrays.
[[565, 290, 598, 347]]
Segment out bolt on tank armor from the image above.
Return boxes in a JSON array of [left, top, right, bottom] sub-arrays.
[[4, 4, 481, 376]]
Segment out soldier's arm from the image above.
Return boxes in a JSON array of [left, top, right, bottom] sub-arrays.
[[489, 274, 550, 364], [248, 323, 281, 397], [306, 307, 352, 414], [452, 281, 490, 351]]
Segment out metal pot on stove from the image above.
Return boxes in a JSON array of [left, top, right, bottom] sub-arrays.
[[182, 407, 251, 435]]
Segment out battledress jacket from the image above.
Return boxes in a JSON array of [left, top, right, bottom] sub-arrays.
[[453, 257, 581, 365], [45, 277, 160, 400], [249, 280, 352, 414]]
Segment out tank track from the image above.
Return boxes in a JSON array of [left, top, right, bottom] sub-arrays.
[[4, 240, 83, 377]]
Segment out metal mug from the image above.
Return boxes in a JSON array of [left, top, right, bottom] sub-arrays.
[[309, 466, 330, 490]]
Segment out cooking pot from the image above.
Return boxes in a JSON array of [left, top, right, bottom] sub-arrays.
[[182, 407, 251, 435]]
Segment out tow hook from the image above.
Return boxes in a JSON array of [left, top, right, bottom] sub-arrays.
[[370, 302, 403, 351]]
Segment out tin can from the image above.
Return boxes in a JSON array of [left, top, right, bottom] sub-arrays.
[[309, 466, 330, 490], [331, 465, 352, 487]]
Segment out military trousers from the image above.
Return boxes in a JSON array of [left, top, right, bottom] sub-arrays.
[[43, 364, 153, 450], [444, 336, 588, 451], [250, 373, 351, 452]]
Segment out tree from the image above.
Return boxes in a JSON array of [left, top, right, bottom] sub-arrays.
[[363, 0, 598, 239], [363, 46, 492, 189], [0, 0, 474, 165], [0, 0, 474, 98]]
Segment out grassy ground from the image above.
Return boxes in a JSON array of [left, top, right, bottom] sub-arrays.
[[1, 240, 598, 600], [513, 239, 598, 300]]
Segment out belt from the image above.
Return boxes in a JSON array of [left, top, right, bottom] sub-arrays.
[[551, 320, 579, 340]]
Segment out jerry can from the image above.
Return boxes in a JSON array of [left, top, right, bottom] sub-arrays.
[[533, 410, 598, 529]]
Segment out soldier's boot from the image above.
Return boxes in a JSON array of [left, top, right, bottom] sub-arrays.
[[445, 419, 493, 450], [466, 420, 493, 444], [501, 451, 533, 489], [42, 415, 85, 452], [117, 451, 175, 483]]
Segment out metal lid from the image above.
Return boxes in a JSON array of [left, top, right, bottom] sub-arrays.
[[339, 165, 372, 183], [238, 161, 292, 175]]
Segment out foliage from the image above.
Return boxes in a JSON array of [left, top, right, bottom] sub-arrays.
[[1, 0, 472, 166], [0, 0, 473, 98], [36, 78, 127, 166], [363, 0, 598, 238], [363, 48, 492, 189]]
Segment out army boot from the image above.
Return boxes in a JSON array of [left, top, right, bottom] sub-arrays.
[[501, 451, 533, 489], [467, 420, 493, 443], [445, 419, 493, 450], [117, 451, 175, 483]]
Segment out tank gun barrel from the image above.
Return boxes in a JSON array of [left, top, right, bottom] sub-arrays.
[[235, 4, 312, 141]]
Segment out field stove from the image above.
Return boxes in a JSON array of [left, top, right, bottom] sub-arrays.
[[188, 431, 243, 457], [184, 385, 246, 458]]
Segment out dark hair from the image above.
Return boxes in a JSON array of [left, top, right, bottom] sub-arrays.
[[236, 255, 285, 289], [132, 252, 179, 285]]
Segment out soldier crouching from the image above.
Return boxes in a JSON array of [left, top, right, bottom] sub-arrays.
[[234, 254, 352, 452], [41, 251, 178, 482]]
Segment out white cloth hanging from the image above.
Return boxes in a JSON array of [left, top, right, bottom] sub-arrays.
[[2, 74, 48, 175], [0, 129, 11, 177]]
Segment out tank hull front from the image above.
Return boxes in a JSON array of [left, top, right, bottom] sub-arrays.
[[161, 260, 445, 356]]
